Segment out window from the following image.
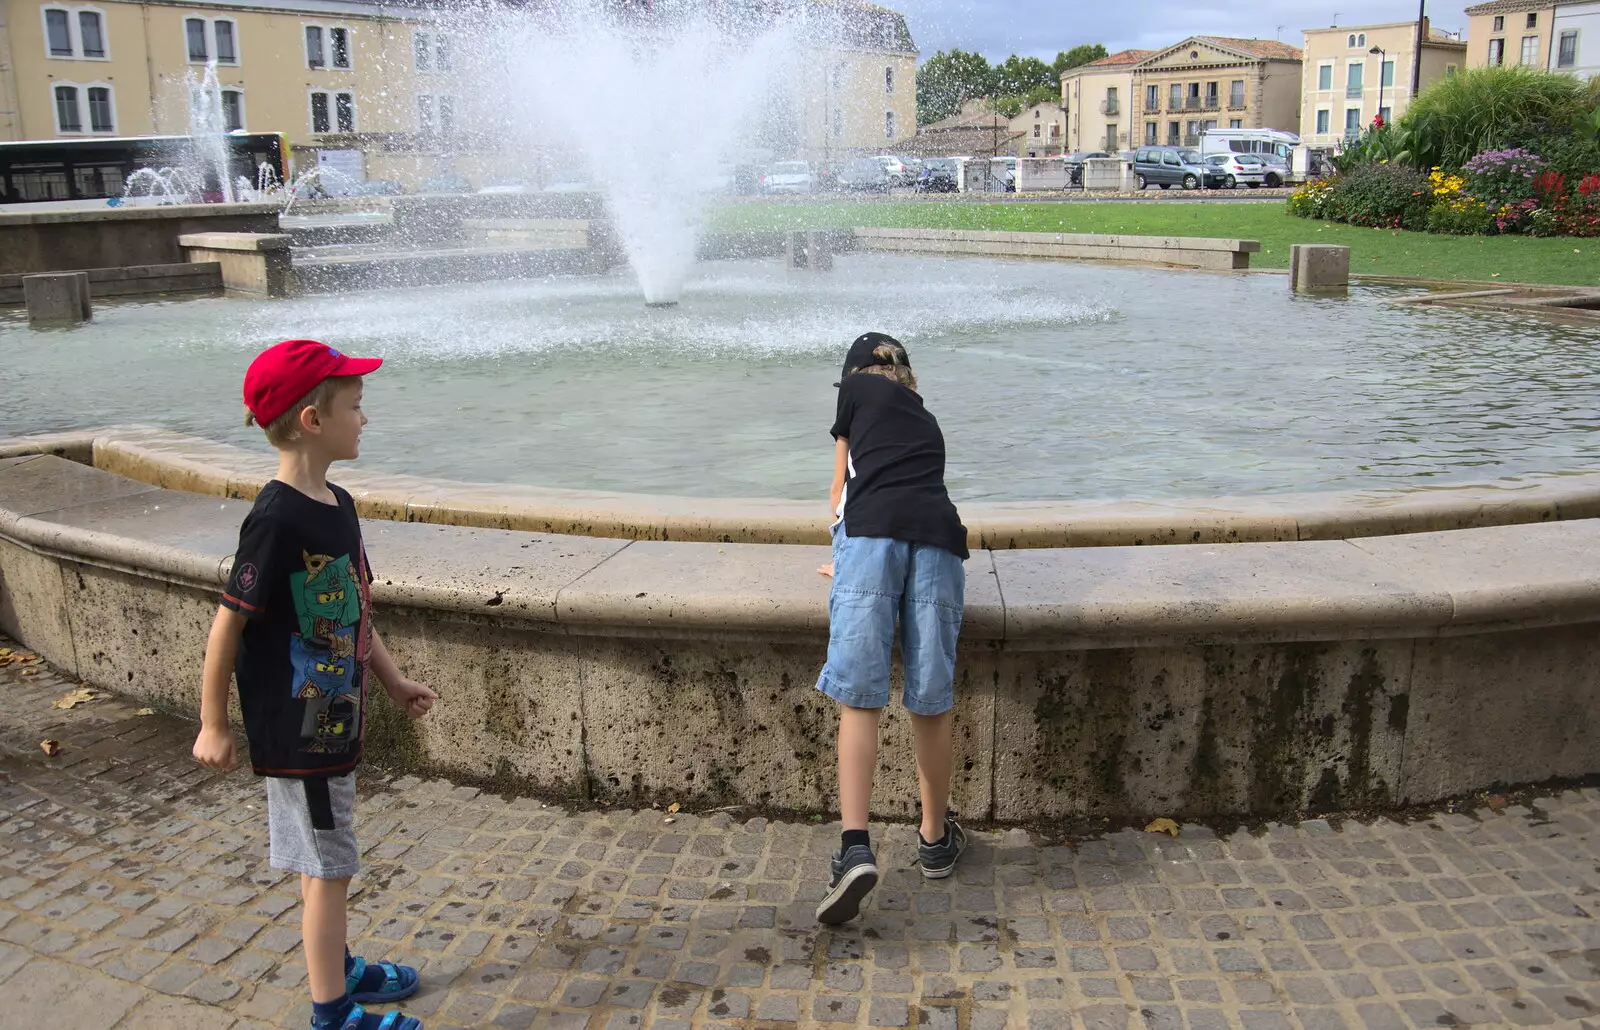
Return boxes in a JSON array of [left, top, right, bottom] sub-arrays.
[[306, 24, 351, 69], [1316, 108, 1330, 133], [1205, 81, 1218, 107], [1488, 38, 1505, 65], [1346, 61, 1363, 97], [87, 86, 113, 132], [46, 9, 72, 55], [221, 89, 243, 131], [1521, 35, 1538, 64], [1229, 80, 1244, 107], [1347, 33, 1356, 47], [1493, 15, 1504, 31], [186, 18, 207, 61], [884, 66, 893, 94], [1358, 33, 1366, 47], [1446, 63, 1457, 75], [1146, 85, 1159, 110], [434, 34, 450, 71], [78, 11, 103, 58], [310, 90, 355, 133], [1318, 63, 1333, 90], [1032, 123, 1040, 138], [44, 5, 108, 59], [884, 110, 895, 139], [1379, 106, 1392, 124], [1145, 122, 1158, 144], [438, 96, 453, 136], [1558, 31, 1578, 68], [1527, 13, 1537, 28], [310, 91, 329, 132], [1344, 107, 1361, 133], [1168, 83, 1181, 109], [1167, 121, 1179, 144], [214, 20, 236, 63], [417, 94, 434, 133], [414, 30, 430, 71], [1105, 86, 1118, 114], [336, 91, 354, 131], [1229, 118, 1242, 129], [1381, 60, 1394, 87], [54, 85, 81, 131]]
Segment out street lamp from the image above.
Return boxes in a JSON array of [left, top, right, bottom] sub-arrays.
[[1369, 45, 1386, 125]]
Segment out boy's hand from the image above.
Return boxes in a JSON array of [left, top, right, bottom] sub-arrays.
[[386, 678, 438, 719], [818, 562, 834, 577], [193, 725, 237, 771]]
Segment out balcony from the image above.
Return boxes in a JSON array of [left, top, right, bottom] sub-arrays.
[[1100, 100, 1119, 116]]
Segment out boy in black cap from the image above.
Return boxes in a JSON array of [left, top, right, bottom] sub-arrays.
[[814, 332, 970, 925]]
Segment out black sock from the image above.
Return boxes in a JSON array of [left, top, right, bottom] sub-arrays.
[[920, 827, 950, 847], [841, 829, 870, 852]]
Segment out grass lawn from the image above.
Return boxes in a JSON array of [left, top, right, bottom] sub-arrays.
[[708, 200, 1600, 288]]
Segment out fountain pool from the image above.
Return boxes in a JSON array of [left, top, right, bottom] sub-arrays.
[[4, 253, 1598, 502]]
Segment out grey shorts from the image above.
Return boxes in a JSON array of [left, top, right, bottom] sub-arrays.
[[265, 773, 360, 880]]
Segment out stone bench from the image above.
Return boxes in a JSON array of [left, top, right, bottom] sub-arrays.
[[854, 227, 1262, 271], [177, 232, 294, 298], [2, 452, 1597, 823]]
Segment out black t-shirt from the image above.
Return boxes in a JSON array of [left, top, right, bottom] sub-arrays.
[[831, 373, 969, 560], [221, 481, 374, 778]]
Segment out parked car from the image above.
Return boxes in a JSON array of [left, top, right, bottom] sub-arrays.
[[1062, 150, 1110, 186], [916, 158, 961, 193], [1131, 146, 1226, 190], [872, 155, 911, 186], [420, 174, 471, 194], [1203, 153, 1268, 189], [760, 161, 816, 194], [815, 161, 843, 191], [837, 157, 891, 192], [1252, 151, 1290, 187]]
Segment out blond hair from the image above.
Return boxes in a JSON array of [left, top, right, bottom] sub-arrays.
[[850, 342, 917, 392], [246, 375, 361, 447]]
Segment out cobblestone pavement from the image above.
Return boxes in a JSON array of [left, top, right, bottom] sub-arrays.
[[4, 644, 1600, 1030]]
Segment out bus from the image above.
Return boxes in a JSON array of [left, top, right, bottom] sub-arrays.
[[1197, 128, 1307, 184], [0, 132, 290, 205]]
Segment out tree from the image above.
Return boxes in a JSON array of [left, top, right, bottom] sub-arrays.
[[916, 49, 994, 124], [992, 54, 1055, 98], [1053, 44, 1109, 77]]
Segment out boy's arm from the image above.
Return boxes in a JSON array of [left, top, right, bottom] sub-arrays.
[[368, 629, 436, 719], [828, 436, 849, 520], [193, 607, 247, 770]]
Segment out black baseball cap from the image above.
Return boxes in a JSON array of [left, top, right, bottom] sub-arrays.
[[835, 332, 910, 387]]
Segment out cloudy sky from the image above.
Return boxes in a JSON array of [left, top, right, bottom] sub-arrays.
[[891, 0, 1472, 61]]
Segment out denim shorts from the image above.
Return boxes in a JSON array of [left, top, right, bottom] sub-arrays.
[[816, 520, 966, 715]]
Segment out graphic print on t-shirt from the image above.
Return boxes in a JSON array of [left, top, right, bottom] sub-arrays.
[[287, 549, 370, 754]]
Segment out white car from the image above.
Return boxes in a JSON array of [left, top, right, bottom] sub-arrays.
[[1204, 153, 1268, 189], [760, 161, 816, 194], [872, 155, 910, 185]]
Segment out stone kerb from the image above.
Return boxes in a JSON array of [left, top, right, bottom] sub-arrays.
[[177, 232, 294, 298], [13, 426, 1599, 549], [854, 227, 1261, 270], [1, 452, 1598, 822]]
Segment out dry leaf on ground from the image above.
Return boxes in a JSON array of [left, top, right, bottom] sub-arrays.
[[1144, 817, 1180, 837], [40, 739, 61, 756], [667, 803, 681, 814], [136, 708, 155, 716], [52, 688, 100, 710]]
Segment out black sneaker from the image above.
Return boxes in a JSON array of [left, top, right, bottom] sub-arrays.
[[815, 844, 879, 924], [918, 816, 967, 880]]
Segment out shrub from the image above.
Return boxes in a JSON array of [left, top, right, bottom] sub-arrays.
[[1287, 176, 1340, 219], [1427, 199, 1493, 235], [1329, 163, 1431, 229], [1462, 147, 1544, 210], [1402, 66, 1598, 170]]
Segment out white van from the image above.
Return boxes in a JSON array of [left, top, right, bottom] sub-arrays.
[[1198, 128, 1306, 185]]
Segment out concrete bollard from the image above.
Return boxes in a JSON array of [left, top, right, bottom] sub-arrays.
[[1289, 244, 1351, 294], [23, 272, 92, 325], [786, 230, 833, 272]]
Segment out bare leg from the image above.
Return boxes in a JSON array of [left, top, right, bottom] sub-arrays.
[[911, 710, 954, 842], [302, 873, 350, 1004], [837, 704, 883, 831]]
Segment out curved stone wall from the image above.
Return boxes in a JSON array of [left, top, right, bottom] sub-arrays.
[[6, 427, 1599, 549], [1, 451, 1596, 823]]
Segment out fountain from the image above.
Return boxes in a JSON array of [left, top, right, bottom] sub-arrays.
[[183, 60, 237, 204], [452, 0, 805, 305]]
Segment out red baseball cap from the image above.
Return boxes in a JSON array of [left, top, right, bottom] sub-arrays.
[[243, 339, 382, 425]]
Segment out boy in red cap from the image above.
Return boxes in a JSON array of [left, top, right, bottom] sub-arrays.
[[192, 339, 437, 1030]]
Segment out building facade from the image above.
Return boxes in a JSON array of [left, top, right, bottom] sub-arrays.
[[1550, 1, 1600, 77], [1061, 38, 1302, 154], [1009, 99, 1065, 156], [1300, 20, 1467, 150], [0, 0, 917, 187], [1465, 0, 1558, 68]]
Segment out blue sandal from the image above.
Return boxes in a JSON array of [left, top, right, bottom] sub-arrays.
[[347, 957, 420, 1004], [337, 1003, 422, 1030]]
